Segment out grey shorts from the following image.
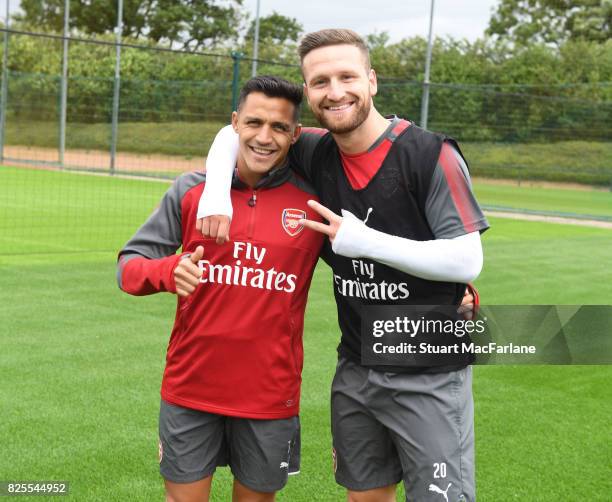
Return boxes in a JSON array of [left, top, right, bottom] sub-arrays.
[[331, 358, 474, 502], [159, 400, 300, 493]]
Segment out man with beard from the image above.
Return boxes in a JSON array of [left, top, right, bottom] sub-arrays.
[[196, 29, 488, 502]]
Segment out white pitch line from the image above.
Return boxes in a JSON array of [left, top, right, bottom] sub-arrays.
[[485, 211, 612, 229]]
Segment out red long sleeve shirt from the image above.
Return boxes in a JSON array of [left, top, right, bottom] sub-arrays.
[[118, 169, 324, 419]]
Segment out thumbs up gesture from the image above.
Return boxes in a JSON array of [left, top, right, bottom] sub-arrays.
[[174, 245, 204, 297]]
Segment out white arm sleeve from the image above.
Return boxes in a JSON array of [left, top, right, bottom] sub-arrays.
[[332, 210, 483, 283], [197, 125, 239, 220]]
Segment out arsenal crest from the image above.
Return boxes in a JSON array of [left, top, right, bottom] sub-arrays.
[[282, 208, 306, 237]]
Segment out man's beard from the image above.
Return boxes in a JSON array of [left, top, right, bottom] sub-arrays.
[[313, 98, 371, 134]]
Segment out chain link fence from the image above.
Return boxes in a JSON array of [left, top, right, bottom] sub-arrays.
[[1, 28, 611, 179], [1, 28, 611, 256]]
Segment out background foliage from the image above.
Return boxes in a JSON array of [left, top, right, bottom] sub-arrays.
[[2, 31, 610, 142], [1, 1, 610, 184], [16, 0, 246, 49]]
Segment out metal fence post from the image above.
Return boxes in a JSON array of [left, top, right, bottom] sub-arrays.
[[231, 51, 242, 112], [59, 0, 70, 167], [251, 0, 260, 77], [109, 0, 123, 175], [0, 0, 10, 163], [420, 0, 435, 130]]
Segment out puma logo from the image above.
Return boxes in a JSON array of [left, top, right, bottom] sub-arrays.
[[280, 461, 289, 469], [428, 482, 452, 502]]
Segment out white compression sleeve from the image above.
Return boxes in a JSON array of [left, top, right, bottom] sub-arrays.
[[332, 209, 483, 283], [197, 125, 239, 220]]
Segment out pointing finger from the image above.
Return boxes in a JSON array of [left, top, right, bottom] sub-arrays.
[[306, 200, 340, 223], [299, 218, 334, 237]]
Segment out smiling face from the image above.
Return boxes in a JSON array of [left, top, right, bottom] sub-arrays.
[[232, 92, 301, 187], [302, 44, 377, 134]]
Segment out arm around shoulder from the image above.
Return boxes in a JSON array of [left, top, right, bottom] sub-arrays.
[[198, 125, 238, 220]]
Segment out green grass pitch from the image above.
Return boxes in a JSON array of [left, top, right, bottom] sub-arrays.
[[473, 183, 612, 219], [1, 166, 611, 500]]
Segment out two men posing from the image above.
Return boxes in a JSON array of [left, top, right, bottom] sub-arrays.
[[119, 28, 487, 502]]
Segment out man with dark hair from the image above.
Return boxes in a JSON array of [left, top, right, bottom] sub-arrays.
[[197, 28, 488, 502], [117, 75, 324, 502], [237, 75, 304, 121]]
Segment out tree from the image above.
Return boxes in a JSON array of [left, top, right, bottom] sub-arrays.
[[15, 0, 244, 49], [366, 31, 391, 51], [486, 0, 612, 45], [245, 11, 303, 45]]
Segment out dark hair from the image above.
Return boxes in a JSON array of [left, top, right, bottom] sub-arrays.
[[298, 29, 370, 70], [237, 75, 303, 121]]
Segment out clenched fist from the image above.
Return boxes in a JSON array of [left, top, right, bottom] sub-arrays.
[[196, 215, 231, 245]]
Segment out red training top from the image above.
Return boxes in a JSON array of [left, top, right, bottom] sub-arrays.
[[117, 169, 324, 419]]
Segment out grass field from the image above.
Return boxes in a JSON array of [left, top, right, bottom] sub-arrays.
[[1, 166, 611, 501], [5, 120, 612, 185], [462, 141, 612, 186], [473, 182, 612, 219], [6, 120, 228, 158]]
